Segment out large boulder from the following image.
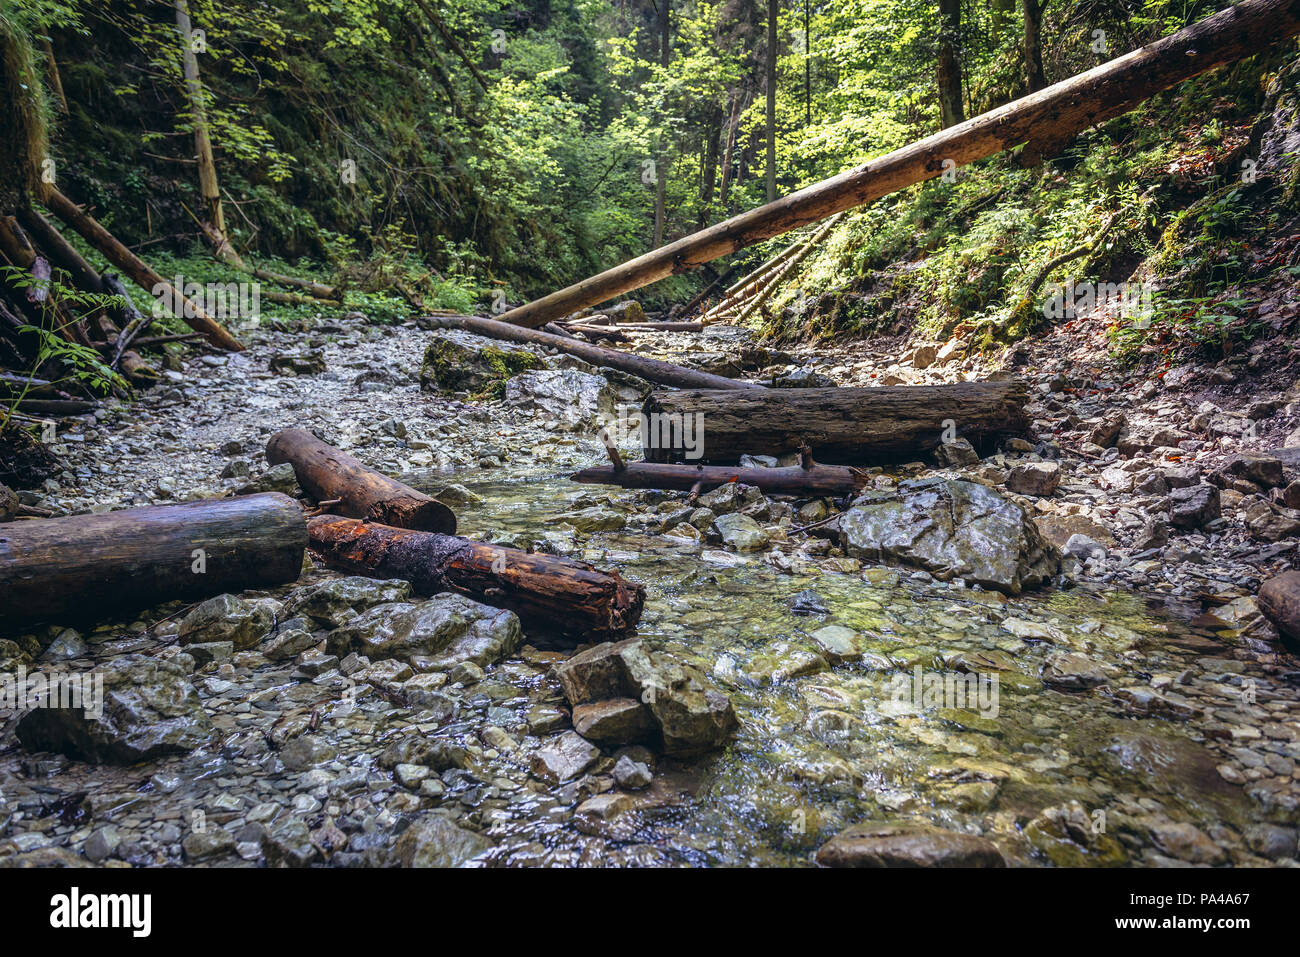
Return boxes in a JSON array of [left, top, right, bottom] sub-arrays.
[[1166, 483, 1221, 530], [815, 823, 1005, 867], [838, 478, 1060, 594], [1259, 571, 1300, 651], [503, 368, 618, 428], [419, 330, 541, 395], [326, 594, 520, 671], [15, 655, 215, 764]]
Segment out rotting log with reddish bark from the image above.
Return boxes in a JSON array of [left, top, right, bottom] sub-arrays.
[[267, 428, 456, 534], [307, 516, 644, 640]]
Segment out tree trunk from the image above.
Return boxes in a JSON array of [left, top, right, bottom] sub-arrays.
[[0, 493, 306, 626], [718, 89, 743, 207], [174, 0, 225, 237], [266, 428, 457, 533], [493, 0, 1300, 330], [765, 0, 778, 203], [641, 381, 1030, 463], [938, 0, 965, 128], [425, 314, 764, 390], [653, 0, 671, 248], [1024, 0, 1047, 93], [307, 516, 644, 640], [41, 186, 243, 350], [571, 459, 862, 496]]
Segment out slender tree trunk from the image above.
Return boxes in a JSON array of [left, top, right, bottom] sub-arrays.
[[1024, 0, 1047, 92], [938, 0, 965, 128], [698, 104, 721, 228], [992, 0, 1015, 32], [39, 37, 67, 115], [718, 89, 742, 207], [653, 0, 671, 248], [765, 0, 778, 202], [174, 0, 225, 239]]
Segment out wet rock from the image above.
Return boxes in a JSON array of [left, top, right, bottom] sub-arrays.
[[235, 462, 299, 495], [178, 594, 276, 651], [572, 698, 657, 747], [182, 826, 236, 862], [807, 624, 862, 663], [504, 369, 617, 427], [710, 512, 770, 552], [697, 482, 762, 515], [1165, 483, 1220, 530], [262, 816, 320, 867], [555, 638, 737, 755], [278, 734, 337, 772], [261, 628, 317, 662], [933, 438, 979, 467], [419, 330, 541, 394], [1146, 820, 1225, 865], [269, 352, 327, 376], [530, 731, 600, 784], [390, 813, 494, 867], [839, 478, 1060, 595], [15, 655, 214, 764], [554, 506, 626, 533], [1246, 823, 1298, 861], [1258, 571, 1300, 650], [1006, 461, 1060, 497], [84, 825, 121, 863], [1024, 802, 1126, 866], [1063, 534, 1107, 561], [283, 577, 412, 629], [815, 823, 1005, 868], [612, 754, 653, 789], [1040, 651, 1109, 690], [774, 367, 836, 388], [326, 595, 520, 671]]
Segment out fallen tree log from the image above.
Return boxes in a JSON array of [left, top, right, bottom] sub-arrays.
[[307, 516, 644, 640], [0, 493, 306, 626], [571, 459, 863, 496], [41, 187, 243, 352], [1, 397, 96, 416], [424, 314, 764, 391], [266, 428, 457, 534], [642, 381, 1030, 463], [495, 0, 1300, 328]]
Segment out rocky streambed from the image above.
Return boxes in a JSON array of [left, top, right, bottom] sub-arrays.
[[1, 314, 1297, 868]]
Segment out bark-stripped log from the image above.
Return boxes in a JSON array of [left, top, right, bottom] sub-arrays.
[[425, 314, 764, 391], [307, 516, 644, 640], [266, 428, 457, 534], [642, 381, 1030, 463], [571, 460, 862, 496], [0, 493, 305, 626], [496, 0, 1300, 328]]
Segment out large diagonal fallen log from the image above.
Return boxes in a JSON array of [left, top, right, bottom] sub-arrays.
[[571, 459, 863, 496], [643, 381, 1029, 463], [307, 516, 644, 640], [496, 0, 1300, 328], [267, 428, 457, 534], [40, 187, 243, 351], [0, 493, 305, 626], [424, 314, 764, 391]]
